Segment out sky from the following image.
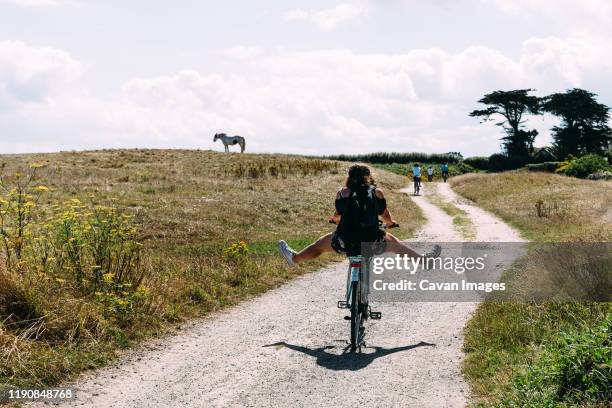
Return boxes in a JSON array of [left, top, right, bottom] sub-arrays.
[[1, 0, 612, 156]]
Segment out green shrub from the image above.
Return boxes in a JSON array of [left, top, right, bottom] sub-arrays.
[[463, 156, 490, 170], [603, 148, 612, 164], [562, 154, 611, 179], [488, 154, 531, 172], [455, 162, 477, 174], [223, 241, 249, 263], [505, 317, 611, 407], [37, 199, 148, 294], [0, 163, 48, 268], [526, 162, 560, 173], [532, 147, 558, 163]]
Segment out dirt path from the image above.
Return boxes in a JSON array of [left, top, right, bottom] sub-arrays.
[[434, 183, 523, 242], [35, 183, 524, 408]]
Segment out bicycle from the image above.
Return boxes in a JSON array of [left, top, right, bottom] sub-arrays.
[[335, 223, 398, 352], [442, 171, 448, 183], [413, 176, 421, 195]]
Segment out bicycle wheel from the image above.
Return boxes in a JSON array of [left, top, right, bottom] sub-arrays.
[[350, 280, 361, 351]]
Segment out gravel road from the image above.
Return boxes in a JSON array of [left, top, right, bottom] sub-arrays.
[[35, 183, 524, 408]]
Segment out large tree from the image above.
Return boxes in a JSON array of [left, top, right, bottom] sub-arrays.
[[470, 89, 540, 158], [541, 88, 612, 158]]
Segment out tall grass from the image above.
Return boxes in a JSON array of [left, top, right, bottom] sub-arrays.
[[0, 166, 154, 385], [229, 157, 339, 179], [0, 149, 425, 388], [452, 172, 612, 407]]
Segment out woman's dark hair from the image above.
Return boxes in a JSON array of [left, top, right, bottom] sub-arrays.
[[346, 164, 375, 189]]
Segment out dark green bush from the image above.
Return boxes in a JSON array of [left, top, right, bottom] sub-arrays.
[[488, 154, 532, 172], [463, 156, 489, 170], [506, 317, 611, 407], [532, 147, 558, 163], [526, 162, 560, 173], [603, 148, 612, 164], [488, 153, 509, 172], [563, 154, 611, 178], [455, 162, 477, 174], [323, 152, 462, 165]]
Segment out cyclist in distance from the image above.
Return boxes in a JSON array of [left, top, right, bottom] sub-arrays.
[[427, 165, 434, 182], [441, 162, 449, 182], [278, 164, 439, 266], [412, 163, 422, 194]]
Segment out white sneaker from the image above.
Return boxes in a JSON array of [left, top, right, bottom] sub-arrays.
[[278, 240, 297, 267], [423, 244, 442, 270], [427, 244, 442, 259]]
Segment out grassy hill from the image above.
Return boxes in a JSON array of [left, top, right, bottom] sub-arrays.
[[0, 149, 424, 388], [452, 172, 612, 241], [451, 172, 611, 407]]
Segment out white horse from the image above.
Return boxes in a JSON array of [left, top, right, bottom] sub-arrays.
[[213, 133, 246, 153]]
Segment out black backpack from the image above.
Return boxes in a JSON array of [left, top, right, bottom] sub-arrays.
[[337, 185, 382, 245]]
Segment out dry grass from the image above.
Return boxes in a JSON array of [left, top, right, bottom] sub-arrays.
[[452, 172, 611, 407], [451, 171, 612, 241], [0, 149, 424, 388]]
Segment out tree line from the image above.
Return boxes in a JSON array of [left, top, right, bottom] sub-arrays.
[[470, 88, 612, 164], [322, 152, 462, 165]]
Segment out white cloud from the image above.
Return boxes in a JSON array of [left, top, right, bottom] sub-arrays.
[[2, 34, 612, 155], [221, 46, 264, 60], [482, 0, 612, 26], [0, 40, 81, 108], [0, 0, 69, 7], [285, 3, 369, 31]]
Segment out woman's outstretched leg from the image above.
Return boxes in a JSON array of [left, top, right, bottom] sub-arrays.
[[384, 233, 423, 258], [278, 233, 334, 266], [279, 232, 440, 266]]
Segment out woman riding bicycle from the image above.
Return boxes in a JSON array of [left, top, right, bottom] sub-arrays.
[[412, 163, 422, 194], [441, 163, 449, 182], [278, 164, 433, 266]]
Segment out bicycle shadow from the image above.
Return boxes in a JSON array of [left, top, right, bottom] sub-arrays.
[[263, 341, 435, 371]]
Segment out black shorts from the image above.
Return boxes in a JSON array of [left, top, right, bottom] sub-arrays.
[[413, 176, 421, 183], [331, 231, 386, 256]]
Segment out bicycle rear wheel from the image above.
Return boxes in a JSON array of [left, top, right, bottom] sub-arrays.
[[350, 281, 362, 352]]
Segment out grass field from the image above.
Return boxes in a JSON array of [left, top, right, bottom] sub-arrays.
[[451, 172, 611, 407], [452, 172, 612, 241], [0, 149, 424, 388]]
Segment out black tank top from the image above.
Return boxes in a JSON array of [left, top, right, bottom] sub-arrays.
[[335, 185, 386, 244]]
